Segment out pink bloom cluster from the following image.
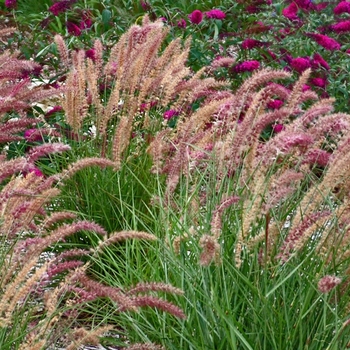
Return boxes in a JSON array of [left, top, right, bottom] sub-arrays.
[[312, 53, 330, 70], [318, 275, 342, 293], [290, 57, 311, 73], [268, 100, 284, 110], [241, 39, 268, 50], [331, 20, 350, 33], [273, 123, 284, 133], [177, 19, 187, 28], [5, 0, 16, 9], [205, 9, 226, 20], [49, 0, 77, 16], [282, 0, 327, 21], [140, 100, 157, 112], [47, 1, 92, 36], [310, 77, 328, 89], [334, 1, 350, 15], [140, 1, 151, 11], [66, 21, 81, 36], [163, 109, 180, 120], [188, 9, 225, 24], [24, 129, 44, 142], [233, 60, 260, 73], [306, 33, 341, 51], [188, 10, 203, 24], [282, 2, 299, 21]]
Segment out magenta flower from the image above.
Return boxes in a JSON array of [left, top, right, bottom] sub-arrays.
[[334, 1, 350, 15], [24, 129, 44, 142], [282, 2, 299, 21], [5, 0, 17, 9], [273, 123, 285, 133], [79, 11, 93, 29], [310, 77, 328, 89], [268, 100, 284, 109], [80, 19, 93, 29], [66, 21, 81, 36], [233, 60, 260, 73], [188, 10, 203, 24], [140, 1, 151, 11], [139, 101, 157, 112], [205, 9, 226, 20], [331, 20, 350, 33], [177, 19, 187, 28], [163, 110, 180, 120], [318, 275, 341, 293], [306, 33, 341, 50], [241, 39, 267, 50], [304, 149, 330, 167], [49, 0, 72, 16], [290, 57, 311, 73], [85, 49, 96, 61], [312, 53, 330, 70], [26, 166, 44, 177]]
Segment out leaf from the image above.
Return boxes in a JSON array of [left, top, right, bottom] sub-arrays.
[[102, 9, 112, 31]]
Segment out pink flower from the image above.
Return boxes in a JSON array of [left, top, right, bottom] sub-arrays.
[[318, 275, 341, 293], [268, 100, 284, 109], [233, 60, 260, 73], [304, 149, 330, 167], [49, 0, 72, 16], [28, 143, 71, 162], [211, 56, 236, 68], [273, 123, 285, 133], [241, 39, 267, 50], [188, 10, 203, 24], [27, 166, 44, 177], [282, 2, 299, 21], [334, 1, 350, 15], [24, 129, 44, 142], [331, 20, 350, 33], [85, 49, 96, 61], [312, 53, 330, 70], [177, 19, 187, 28], [290, 57, 311, 73], [66, 21, 81, 36], [306, 33, 341, 50], [5, 0, 16, 8], [79, 11, 93, 29], [163, 110, 179, 120], [140, 101, 157, 112], [310, 77, 328, 88], [205, 9, 226, 20], [140, 1, 151, 11]]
